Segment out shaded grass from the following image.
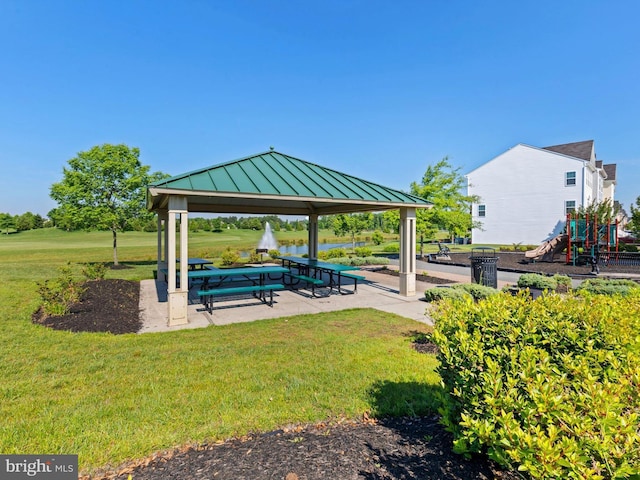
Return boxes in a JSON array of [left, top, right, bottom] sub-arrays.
[[0, 229, 439, 475]]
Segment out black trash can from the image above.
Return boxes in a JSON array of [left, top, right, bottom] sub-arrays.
[[470, 247, 498, 288]]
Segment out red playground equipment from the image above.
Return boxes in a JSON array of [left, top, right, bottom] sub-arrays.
[[565, 212, 618, 265]]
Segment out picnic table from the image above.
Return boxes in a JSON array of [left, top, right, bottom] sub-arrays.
[[277, 256, 365, 295], [188, 265, 289, 312], [177, 257, 214, 270]]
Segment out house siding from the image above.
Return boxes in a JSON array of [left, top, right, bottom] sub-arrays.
[[467, 144, 590, 245]]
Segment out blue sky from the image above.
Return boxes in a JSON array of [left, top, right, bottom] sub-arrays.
[[1, 0, 638, 217]]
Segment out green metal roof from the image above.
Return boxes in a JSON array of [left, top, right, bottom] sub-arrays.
[[147, 150, 431, 215]]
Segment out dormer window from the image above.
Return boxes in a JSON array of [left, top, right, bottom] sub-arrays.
[[565, 171, 576, 186]]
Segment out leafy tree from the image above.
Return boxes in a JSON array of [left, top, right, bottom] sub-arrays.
[[576, 198, 620, 222], [50, 144, 167, 265], [0, 213, 14, 234], [411, 156, 479, 242], [332, 213, 372, 250], [15, 212, 44, 231], [629, 196, 640, 238]]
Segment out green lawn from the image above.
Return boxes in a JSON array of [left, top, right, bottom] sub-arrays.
[[0, 229, 439, 475]]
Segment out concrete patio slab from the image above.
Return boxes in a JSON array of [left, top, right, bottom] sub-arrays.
[[138, 269, 444, 333]]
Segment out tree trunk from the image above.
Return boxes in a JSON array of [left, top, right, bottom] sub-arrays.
[[112, 229, 119, 266]]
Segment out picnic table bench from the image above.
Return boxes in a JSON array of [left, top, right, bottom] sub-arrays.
[[197, 283, 286, 313], [277, 256, 364, 295], [188, 265, 290, 312]]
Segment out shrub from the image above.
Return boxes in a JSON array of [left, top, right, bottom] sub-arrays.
[[266, 249, 280, 259], [382, 243, 400, 253], [247, 251, 261, 263], [364, 256, 388, 265], [37, 263, 86, 316], [82, 262, 107, 280], [424, 287, 472, 303], [551, 274, 572, 293], [517, 273, 558, 290], [432, 291, 640, 479], [220, 247, 240, 266], [325, 248, 347, 259], [372, 230, 384, 245], [577, 278, 640, 296], [354, 246, 373, 257], [456, 283, 500, 301]]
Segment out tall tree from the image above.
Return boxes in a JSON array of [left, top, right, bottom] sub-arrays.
[[411, 157, 479, 242], [629, 196, 640, 238], [332, 213, 373, 250], [0, 213, 14, 234], [50, 144, 167, 265]]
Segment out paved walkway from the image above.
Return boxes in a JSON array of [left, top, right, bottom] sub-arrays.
[[138, 266, 492, 334]]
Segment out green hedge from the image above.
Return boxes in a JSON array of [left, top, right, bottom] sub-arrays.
[[424, 284, 500, 302], [577, 278, 640, 296], [432, 290, 640, 479], [516, 273, 558, 290]]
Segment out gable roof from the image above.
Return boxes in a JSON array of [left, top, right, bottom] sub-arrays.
[[543, 140, 594, 161], [595, 160, 617, 183], [147, 150, 431, 215]]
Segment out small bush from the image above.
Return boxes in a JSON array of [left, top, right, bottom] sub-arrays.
[[372, 230, 384, 245], [424, 287, 472, 303], [354, 246, 373, 257], [517, 273, 558, 290], [82, 262, 107, 280], [382, 243, 400, 253], [364, 256, 388, 265], [456, 283, 500, 301], [577, 278, 640, 296], [432, 291, 640, 479], [220, 247, 240, 266], [268, 249, 280, 259], [37, 263, 85, 316], [247, 252, 261, 263], [325, 248, 347, 259]]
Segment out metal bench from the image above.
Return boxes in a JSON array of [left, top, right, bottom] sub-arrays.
[[197, 283, 285, 313], [286, 273, 326, 297], [337, 272, 366, 293]]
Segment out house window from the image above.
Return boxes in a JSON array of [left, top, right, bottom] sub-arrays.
[[478, 205, 486, 217], [565, 171, 576, 186], [565, 200, 576, 215]]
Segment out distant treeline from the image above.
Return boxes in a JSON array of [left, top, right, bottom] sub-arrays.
[[0, 212, 393, 234], [0, 212, 48, 233]]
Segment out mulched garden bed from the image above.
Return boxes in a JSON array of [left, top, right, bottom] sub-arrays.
[[32, 278, 141, 334], [101, 416, 519, 480]]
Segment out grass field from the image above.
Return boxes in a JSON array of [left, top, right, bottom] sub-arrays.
[[0, 229, 439, 475]]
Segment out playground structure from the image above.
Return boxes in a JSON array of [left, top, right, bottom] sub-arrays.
[[525, 213, 618, 265]]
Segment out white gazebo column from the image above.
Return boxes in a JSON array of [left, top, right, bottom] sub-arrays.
[[167, 196, 189, 326], [308, 214, 319, 260], [399, 207, 417, 296], [156, 210, 168, 282]]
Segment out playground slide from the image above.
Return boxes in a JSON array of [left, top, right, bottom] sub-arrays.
[[525, 234, 568, 261]]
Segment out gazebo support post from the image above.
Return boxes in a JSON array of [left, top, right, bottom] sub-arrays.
[[308, 214, 319, 260], [156, 211, 168, 282], [167, 196, 189, 326], [399, 207, 416, 296]]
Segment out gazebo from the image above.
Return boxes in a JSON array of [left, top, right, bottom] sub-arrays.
[[146, 150, 432, 325]]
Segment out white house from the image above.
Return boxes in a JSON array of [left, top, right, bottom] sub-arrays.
[[466, 140, 617, 245]]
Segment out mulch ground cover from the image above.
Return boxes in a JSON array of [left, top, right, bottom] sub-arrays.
[[32, 278, 141, 334], [37, 255, 640, 479]]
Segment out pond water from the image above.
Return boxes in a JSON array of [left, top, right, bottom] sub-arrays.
[[242, 242, 365, 257], [278, 242, 365, 255]]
